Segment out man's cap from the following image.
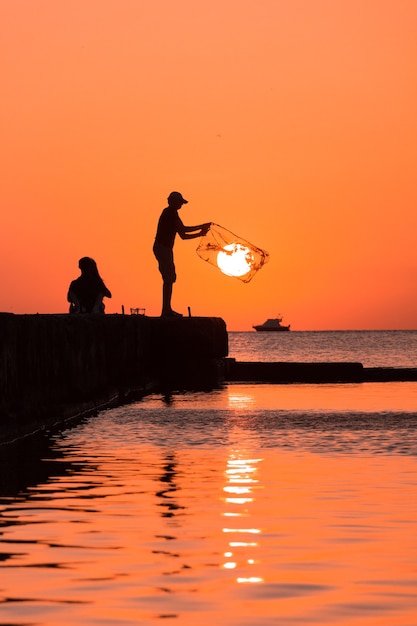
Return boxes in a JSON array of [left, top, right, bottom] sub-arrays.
[[168, 191, 188, 205]]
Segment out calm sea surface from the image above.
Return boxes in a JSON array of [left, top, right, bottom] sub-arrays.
[[228, 330, 417, 367], [1, 331, 417, 625]]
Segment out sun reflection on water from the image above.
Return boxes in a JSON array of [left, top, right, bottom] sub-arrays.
[[227, 389, 256, 410], [222, 453, 264, 584]]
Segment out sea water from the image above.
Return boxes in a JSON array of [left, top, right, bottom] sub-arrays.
[[228, 329, 417, 367], [1, 331, 417, 625]]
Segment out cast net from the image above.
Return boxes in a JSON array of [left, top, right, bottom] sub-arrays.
[[196, 223, 269, 283]]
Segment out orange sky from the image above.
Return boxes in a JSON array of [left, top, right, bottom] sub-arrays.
[[1, 0, 416, 330]]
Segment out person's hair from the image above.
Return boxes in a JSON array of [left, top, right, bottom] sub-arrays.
[[78, 257, 99, 276]]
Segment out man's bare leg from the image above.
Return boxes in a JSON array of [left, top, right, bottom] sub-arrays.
[[162, 281, 182, 317]]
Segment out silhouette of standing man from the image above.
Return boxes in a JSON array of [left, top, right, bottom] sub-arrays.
[[153, 191, 210, 317]]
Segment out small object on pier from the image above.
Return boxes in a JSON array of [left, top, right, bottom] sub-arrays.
[[188, 306, 192, 317], [130, 308, 146, 315]]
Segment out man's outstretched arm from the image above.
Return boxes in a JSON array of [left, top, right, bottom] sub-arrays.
[[178, 221, 211, 240]]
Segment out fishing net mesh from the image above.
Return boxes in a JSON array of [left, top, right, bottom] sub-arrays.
[[196, 222, 269, 283]]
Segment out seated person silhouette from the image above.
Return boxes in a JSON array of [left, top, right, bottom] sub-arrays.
[[68, 257, 112, 314]]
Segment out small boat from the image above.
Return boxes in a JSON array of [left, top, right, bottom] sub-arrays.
[[252, 316, 291, 332]]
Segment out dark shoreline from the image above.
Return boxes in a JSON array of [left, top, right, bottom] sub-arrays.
[[225, 359, 417, 383]]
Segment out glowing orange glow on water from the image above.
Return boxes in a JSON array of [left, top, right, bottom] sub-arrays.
[[222, 454, 264, 584], [1, 388, 417, 624]]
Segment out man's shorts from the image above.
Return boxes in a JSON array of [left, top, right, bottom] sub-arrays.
[[153, 242, 176, 283]]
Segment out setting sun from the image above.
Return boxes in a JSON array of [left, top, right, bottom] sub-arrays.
[[196, 223, 269, 284], [217, 243, 254, 279]]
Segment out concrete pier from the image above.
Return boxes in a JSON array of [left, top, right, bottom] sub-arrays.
[[225, 360, 365, 383], [0, 313, 228, 444], [225, 359, 417, 383]]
